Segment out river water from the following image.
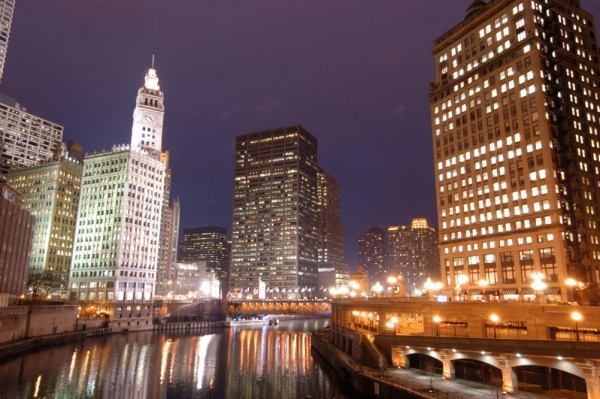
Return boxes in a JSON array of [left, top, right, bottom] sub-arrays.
[[0, 318, 357, 399]]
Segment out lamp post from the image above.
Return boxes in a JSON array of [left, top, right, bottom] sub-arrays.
[[565, 278, 577, 303], [490, 313, 500, 339], [571, 311, 583, 341], [432, 315, 442, 337], [531, 273, 548, 303]]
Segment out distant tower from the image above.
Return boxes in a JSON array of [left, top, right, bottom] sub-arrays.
[[130, 55, 165, 157], [358, 227, 386, 280]]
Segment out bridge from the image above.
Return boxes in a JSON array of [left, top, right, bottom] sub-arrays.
[[227, 300, 331, 316]]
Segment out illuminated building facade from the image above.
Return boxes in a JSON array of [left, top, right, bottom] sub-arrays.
[[387, 218, 440, 294], [178, 226, 230, 283], [0, 179, 34, 303], [156, 151, 180, 297], [431, 0, 600, 300], [68, 62, 165, 330], [0, 0, 13, 83], [316, 168, 348, 290], [230, 125, 319, 299], [7, 144, 83, 294], [358, 227, 386, 280], [0, 95, 63, 176]]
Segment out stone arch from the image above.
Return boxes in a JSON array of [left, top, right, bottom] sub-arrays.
[[513, 364, 586, 396], [452, 357, 503, 387], [406, 352, 443, 375], [509, 357, 585, 379]]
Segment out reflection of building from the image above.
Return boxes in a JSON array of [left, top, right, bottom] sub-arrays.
[[178, 226, 230, 283], [316, 169, 349, 292], [68, 61, 166, 331], [358, 227, 386, 280], [431, 0, 600, 301], [387, 218, 439, 294], [0, 179, 34, 304], [230, 125, 319, 299], [7, 145, 83, 294]]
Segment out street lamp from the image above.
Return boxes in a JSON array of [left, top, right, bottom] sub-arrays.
[[432, 315, 442, 336], [490, 313, 500, 339], [455, 274, 469, 301], [571, 311, 583, 341], [372, 282, 384, 297], [565, 278, 578, 303]]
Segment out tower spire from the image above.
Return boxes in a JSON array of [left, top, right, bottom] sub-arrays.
[[151, 54, 155, 69]]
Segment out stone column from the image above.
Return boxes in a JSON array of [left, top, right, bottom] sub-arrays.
[[378, 312, 387, 334], [497, 356, 518, 394], [439, 350, 455, 379], [391, 346, 409, 368], [576, 361, 600, 399]]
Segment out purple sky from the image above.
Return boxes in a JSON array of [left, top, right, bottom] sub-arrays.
[[5, 0, 599, 267]]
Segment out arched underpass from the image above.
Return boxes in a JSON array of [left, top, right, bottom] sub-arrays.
[[452, 358, 502, 387], [514, 365, 587, 398], [407, 353, 443, 375]]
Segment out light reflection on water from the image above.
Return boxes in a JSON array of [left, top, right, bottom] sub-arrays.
[[0, 318, 352, 399]]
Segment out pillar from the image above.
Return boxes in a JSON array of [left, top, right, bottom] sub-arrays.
[[391, 346, 409, 368], [576, 361, 600, 399], [378, 312, 387, 334], [439, 350, 455, 379], [497, 356, 518, 394]]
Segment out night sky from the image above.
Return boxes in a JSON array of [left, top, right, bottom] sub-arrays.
[[5, 0, 599, 268]]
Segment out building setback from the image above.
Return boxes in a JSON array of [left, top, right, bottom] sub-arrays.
[[7, 144, 83, 294], [68, 62, 165, 330], [358, 227, 386, 281], [387, 218, 440, 294], [230, 125, 319, 299], [0, 179, 34, 303], [430, 0, 600, 300]]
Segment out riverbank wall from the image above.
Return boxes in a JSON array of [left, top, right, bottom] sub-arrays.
[[311, 332, 451, 399]]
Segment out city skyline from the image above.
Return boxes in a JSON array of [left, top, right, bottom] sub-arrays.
[[4, 0, 599, 269]]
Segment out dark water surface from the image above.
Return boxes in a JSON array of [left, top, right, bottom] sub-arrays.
[[0, 318, 355, 399]]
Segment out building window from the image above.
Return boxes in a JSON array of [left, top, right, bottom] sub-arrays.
[[485, 321, 528, 339], [540, 248, 558, 282]]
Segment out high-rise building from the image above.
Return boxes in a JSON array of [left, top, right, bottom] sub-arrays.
[[68, 61, 166, 330], [7, 144, 83, 295], [230, 125, 319, 299], [358, 227, 386, 281], [316, 168, 348, 290], [0, 178, 34, 304], [0, 0, 14, 83], [430, 0, 600, 301], [178, 226, 229, 284], [156, 152, 180, 297], [0, 95, 63, 176], [387, 218, 440, 294]]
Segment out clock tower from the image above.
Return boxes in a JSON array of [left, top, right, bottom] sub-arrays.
[[131, 55, 164, 156]]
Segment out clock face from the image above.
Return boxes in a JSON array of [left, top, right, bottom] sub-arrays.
[[143, 112, 156, 125]]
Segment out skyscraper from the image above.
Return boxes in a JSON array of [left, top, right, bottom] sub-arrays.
[[7, 143, 83, 295], [230, 125, 319, 299], [68, 60, 166, 330], [430, 0, 600, 301], [316, 168, 348, 289], [0, 95, 63, 176], [0, 0, 14, 83], [156, 151, 180, 297], [358, 227, 386, 281], [0, 178, 34, 304], [178, 226, 230, 284], [387, 218, 440, 294]]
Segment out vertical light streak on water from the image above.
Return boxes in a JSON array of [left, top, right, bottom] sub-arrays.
[[159, 339, 172, 384], [195, 334, 214, 390]]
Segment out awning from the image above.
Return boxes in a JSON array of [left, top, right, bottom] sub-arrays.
[[468, 289, 483, 295], [501, 288, 518, 295], [545, 287, 561, 295], [520, 288, 536, 295]]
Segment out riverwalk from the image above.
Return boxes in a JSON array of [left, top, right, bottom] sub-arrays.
[[311, 332, 585, 399]]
